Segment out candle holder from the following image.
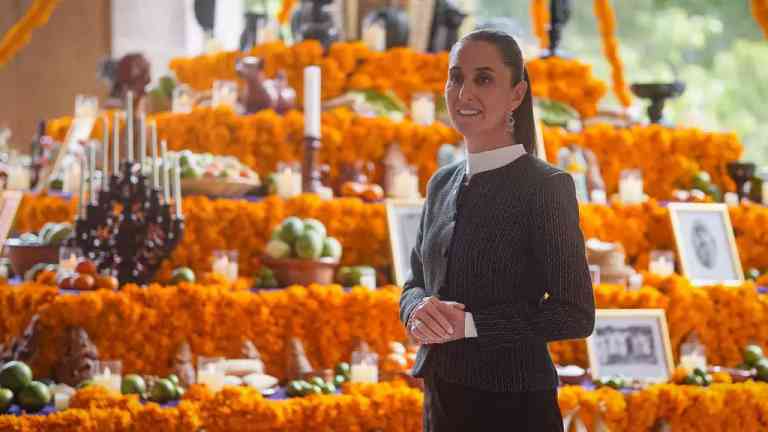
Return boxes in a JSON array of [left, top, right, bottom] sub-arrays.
[[303, 136, 323, 194], [544, 0, 572, 58], [630, 82, 686, 124], [293, 0, 339, 52], [72, 159, 183, 286]]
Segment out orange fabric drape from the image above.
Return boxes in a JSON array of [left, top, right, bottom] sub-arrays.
[[530, 0, 550, 49], [0, 0, 61, 69], [593, 0, 632, 108]]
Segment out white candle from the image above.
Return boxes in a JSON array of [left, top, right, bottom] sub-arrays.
[[139, 113, 147, 171], [362, 21, 386, 52], [6, 164, 30, 190], [619, 176, 644, 204], [54, 393, 72, 411], [89, 142, 97, 205], [126, 92, 134, 162], [679, 352, 707, 371], [197, 364, 226, 393], [161, 140, 170, 203], [350, 364, 378, 383], [151, 122, 159, 189], [173, 157, 182, 218], [303, 66, 322, 138], [113, 111, 120, 174], [102, 115, 109, 187], [724, 192, 739, 207], [78, 158, 86, 218], [649, 257, 675, 277], [213, 254, 229, 277]]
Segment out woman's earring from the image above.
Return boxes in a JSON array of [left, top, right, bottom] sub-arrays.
[[507, 112, 516, 132]]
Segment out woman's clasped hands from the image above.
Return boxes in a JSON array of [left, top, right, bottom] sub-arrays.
[[407, 296, 466, 345]]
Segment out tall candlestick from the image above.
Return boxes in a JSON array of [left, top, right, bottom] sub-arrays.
[[113, 112, 120, 174], [102, 115, 109, 186], [151, 122, 159, 189], [79, 158, 86, 219], [139, 113, 147, 171], [173, 157, 182, 218], [303, 66, 321, 138], [126, 91, 134, 162], [89, 142, 97, 204], [161, 140, 170, 203]]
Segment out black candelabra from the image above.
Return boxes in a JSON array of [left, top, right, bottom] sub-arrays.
[[73, 160, 183, 286]]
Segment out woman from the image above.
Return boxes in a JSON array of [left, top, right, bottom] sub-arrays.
[[399, 30, 595, 431]]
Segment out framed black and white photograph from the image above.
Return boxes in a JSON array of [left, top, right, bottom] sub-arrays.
[[668, 203, 744, 286], [586, 309, 674, 382], [385, 199, 424, 287]]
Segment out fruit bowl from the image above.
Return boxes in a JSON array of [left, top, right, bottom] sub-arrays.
[[182, 178, 260, 198], [5, 239, 59, 277], [261, 256, 340, 287]]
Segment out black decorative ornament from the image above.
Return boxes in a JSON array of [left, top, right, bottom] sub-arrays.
[[428, 0, 467, 53], [362, 7, 410, 49], [544, 0, 572, 58], [194, 0, 217, 35], [291, 0, 339, 52]]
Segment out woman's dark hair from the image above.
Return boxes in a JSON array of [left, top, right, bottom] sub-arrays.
[[450, 30, 537, 155]]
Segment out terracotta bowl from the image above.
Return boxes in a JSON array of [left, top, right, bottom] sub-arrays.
[[5, 239, 59, 277], [261, 256, 340, 287]]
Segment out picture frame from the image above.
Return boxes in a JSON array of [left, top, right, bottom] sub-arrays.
[[668, 203, 744, 286], [586, 309, 675, 383], [385, 198, 425, 287]]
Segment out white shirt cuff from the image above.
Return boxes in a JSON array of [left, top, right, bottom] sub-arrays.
[[464, 312, 477, 338]]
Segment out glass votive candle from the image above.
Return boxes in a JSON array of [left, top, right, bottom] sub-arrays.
[[212, 250, 239, 282], [350, 351, 379, 383], [75, 94, 99, 118], [212, 80, 238, 109], [197, 356, 226, 393], [411, 92, 435, 126], [648, 250, 675, 277], [172, 84, 195, 113], [618, 169, 644, 204], [93, 360, 122, 393]]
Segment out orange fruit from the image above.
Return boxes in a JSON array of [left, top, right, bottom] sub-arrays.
[[75, 259, 97, 275], [95, 275, 119, 291], [73, 274, 95, 291]]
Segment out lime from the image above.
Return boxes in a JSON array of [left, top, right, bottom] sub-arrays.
[[121, 374, 146, 395], [77, 379, 95, 389], [294, 231, 323, 259], [309, 376, 326, 388], [170, 267, 196, 284], [746, 268, 761, 281], [337, 267, 354, 286], [286, 380, 304, 397], [265, 239, 291, 259], [307, 384, 323, 396], [167, 374, 180, 387], [18, 381, 51, 412], [683, 374, 698, 385], [692, 368, 708, 378], [321, 383, 336, 394], [744, 344, 764, 366], [335, 362, 351, 378], [279, 217, 305, 244], [0, 388, 13, 413], [176, 386, 185, 399], [303, 219, 327, 239], [149, 379, 176, 404], [321, 237, 343, 260], [0, 361, 33, 394], [259, 267, 274, 279], [332, 374, 346, 388]]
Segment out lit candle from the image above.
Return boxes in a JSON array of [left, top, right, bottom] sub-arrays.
[[411, 93, 435, 125], [102, 115, 109, 187], [173, 157, 182, 218], [362, 21, 386, 52], [161, 140, 170, 203], [126, 91, 134, 162], [89, 142, 97, 205], [151, 121, 159, 189], [212, 252, 229, 278], [724, 192, 739, 207], [303, 66, 321, 138], [92, 366, 122, 393], [139, 113, 147, 171], [113, 111, 120, 174], [350, 363, 378, 383], [619, 171, 644, 204], [649, 257, 674, 277]]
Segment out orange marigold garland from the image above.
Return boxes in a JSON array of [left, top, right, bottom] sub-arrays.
[[593, 0, 632, 107], [527, 56, 608, 117], [0, 0, 61, 69], [753, 0, 768, 38], [277, 0, 298, 24], [530, 0, 550, 49]]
